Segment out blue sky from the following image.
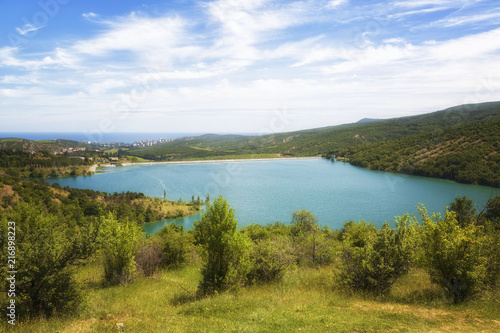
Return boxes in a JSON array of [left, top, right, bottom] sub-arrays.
[[1, 0, 500, 135]]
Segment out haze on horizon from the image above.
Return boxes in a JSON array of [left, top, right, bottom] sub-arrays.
[[1, 0, 500, 135]]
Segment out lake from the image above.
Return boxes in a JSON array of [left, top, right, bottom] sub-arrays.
[[46, 158, 499, 234]]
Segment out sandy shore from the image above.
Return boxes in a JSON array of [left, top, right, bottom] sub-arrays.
[[120, 156, 322, 167], [88, 164, 98, 172]]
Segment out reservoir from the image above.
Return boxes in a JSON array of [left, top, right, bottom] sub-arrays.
[[46, 158, 499, 233]]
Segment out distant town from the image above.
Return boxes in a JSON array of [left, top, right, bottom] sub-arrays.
[[80, 136, 194, 149]]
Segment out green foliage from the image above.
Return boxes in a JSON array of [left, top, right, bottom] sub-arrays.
[[194, 196, 251, 295], [449, 196, 476, 227], [0, 203, 100, 318], [339, 215, 417, 295], [291, 209, 319, 236], [100, 214, 142, 285], [290, 210, 336, 267], [246, 236, 295, 284], [343, 118, 500, 187], [484, 196, 500, 227], [156, 223, 194, 269], [421, 209, 487, 303]]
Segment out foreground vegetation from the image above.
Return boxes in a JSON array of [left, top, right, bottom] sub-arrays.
[[8, 265, 500, 332], [1, 187, 499, 331]]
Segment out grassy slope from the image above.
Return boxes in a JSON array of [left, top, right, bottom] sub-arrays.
[[12, 264, 500, 332]]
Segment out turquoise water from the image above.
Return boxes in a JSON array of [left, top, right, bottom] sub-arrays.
[[46, 158, 498, 233]]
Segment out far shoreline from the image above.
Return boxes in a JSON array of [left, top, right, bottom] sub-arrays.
[[118, 156, 323, 167]]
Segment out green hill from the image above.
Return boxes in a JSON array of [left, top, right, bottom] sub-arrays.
[[340, 118, 500, 187], [127, 102, 500, 187], [0, 138, 91, 153]]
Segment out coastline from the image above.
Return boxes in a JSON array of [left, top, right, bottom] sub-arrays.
[[120, 156, 322, 167]]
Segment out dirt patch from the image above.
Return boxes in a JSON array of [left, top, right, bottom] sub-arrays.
[[0, 185, 15, 198]]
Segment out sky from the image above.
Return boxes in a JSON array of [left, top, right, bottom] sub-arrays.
[[1, 0, 500, 135]]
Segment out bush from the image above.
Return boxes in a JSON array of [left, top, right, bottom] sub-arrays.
[[422, 209, 487, 303], [101, 214, 142, 285], [135, 238, 163, 277], [246, 236, 295, 284], [157, 223, 193, 269], [194, 196, 251, 295], [290, 210, 335, 267], [0, 204, 99, 318], [339, 215, 417, 295]]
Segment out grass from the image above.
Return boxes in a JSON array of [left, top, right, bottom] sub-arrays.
[[0, 138, 23, 142], [188, 146, 213, 151], [126, 156, 152, 163], [8, 265, 500, 332]]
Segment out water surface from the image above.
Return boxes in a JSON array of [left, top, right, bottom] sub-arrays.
[[46, 158, 498, 233]]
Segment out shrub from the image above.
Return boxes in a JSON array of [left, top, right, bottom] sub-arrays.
[[194, 196, 251, 295], [422, 209, 487, 303], [339, 215, 417, 295], [0, 204, 99, 318], [157, 223, 193, 269], [101, 214, 142, 285], [246, 236, 295, 284], [290, 210, 335, 267], [135, 238, 163, 277]]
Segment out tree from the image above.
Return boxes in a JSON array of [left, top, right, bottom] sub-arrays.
[[100, 214, 142, 285], [422, 209, 487, 303], [291, 209, 318, 236], [339, 215, 417, 295], [194, 196, 251, 295], [0, 203, 100, 317], [484, 196, 500, 227], [449, 196, 476, 227]]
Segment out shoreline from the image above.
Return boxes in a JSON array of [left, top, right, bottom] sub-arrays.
[[119, 156, 322, 167]]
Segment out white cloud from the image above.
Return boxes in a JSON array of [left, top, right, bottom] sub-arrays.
[[327, 0, 348, 9], [430, 11, 500, 27], [2, 1, 500, 133], [15, 24, 44, 36], [82, 12, 98, 20], [72, 13, 199, 68]]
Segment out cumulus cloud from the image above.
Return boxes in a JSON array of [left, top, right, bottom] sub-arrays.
[[2, 0, 500, 132]]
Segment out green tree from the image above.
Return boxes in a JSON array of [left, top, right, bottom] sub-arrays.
[[484, 196, 500, 227], [422, 209, 487, 303], [0, 203, 100, 317], [157, 223, 193, 269], [194, 196, 251, 295], [339, 215, 417, 295], [100, 214, 142, 285], [291, 209, 318, 236], [449, 196, 476, 227]]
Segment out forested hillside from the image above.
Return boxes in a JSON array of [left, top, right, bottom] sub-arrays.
[[338, 118, 500, 187], [126, 102, 500, 187], [0, 138, 91, 153], [128, 102, 500, 160]]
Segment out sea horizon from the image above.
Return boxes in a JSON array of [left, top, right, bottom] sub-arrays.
[[0, 132, 262, 144]]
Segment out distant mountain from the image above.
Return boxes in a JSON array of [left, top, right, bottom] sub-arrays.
[[357, 118, 380, 123]]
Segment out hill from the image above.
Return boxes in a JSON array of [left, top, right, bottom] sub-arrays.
[[127, 102, 500, 186], [0, 138, 91, 153], [340, 118, 500, 187]]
